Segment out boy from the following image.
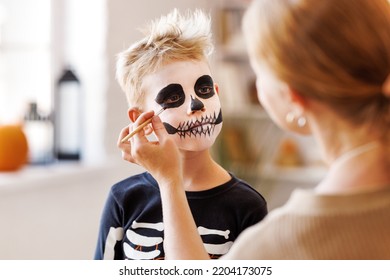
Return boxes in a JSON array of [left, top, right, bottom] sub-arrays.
[[94, 9, 267, 260]]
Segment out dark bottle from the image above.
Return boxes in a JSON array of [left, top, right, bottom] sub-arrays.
[[54, 67, 82, 160]]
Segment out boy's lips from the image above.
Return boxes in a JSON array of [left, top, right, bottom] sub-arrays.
[[163, 109, 223, 138]]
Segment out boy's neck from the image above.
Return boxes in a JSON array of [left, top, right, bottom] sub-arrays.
[[180, 150, 230, 192]]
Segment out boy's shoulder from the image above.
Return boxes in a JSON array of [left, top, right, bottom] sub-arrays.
[[226, 174, 268, 216], [228, 174, 266, 203], [192, 173, 266, 206], [222, 173, 256, 191], [110, 172, 159, 200], [188, 173, 267, 217]]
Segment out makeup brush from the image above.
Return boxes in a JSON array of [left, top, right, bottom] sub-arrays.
[[120, 108, 166, 143]]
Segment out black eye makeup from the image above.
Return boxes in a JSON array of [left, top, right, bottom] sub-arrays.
[[194, 75, 215, 99], [155, 83, 185, 109]]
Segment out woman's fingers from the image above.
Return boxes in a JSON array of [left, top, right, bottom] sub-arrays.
[[117, 126, 130, 146], [118, 109, 153, 163], [131, 111, 155, 145], [117, 125, 134, 162], [151, 115, 169, 142], [117, 110, 179, 171], [117, 110, 182, 182]]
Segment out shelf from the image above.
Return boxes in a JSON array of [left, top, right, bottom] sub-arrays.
[[0, 157, 145, 193], [223, 105, 269, 120], [215, 45, 249, 64], [260, 164, 328, 184]]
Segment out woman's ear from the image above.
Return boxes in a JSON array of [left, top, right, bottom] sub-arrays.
[[287, 87, 307, 109], [127, 107, 142, 123], [286, 86, 312, 135]]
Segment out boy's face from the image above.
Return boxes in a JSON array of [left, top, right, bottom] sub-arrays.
[[142, 60, 222, 152]]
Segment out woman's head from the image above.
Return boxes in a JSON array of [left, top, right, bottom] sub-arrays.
[[243, 0, 390, 136]]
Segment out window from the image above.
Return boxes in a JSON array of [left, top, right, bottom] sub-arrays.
[[0, 0, 51, 123], [0, 0, 107, 163]]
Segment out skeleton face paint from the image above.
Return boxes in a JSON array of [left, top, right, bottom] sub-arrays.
[[142, 60, 223, 152], [190, 96, 204, 111], [194, 75, 215, 99], [155, 84, 185, 109], [163, 110, 222, 138]]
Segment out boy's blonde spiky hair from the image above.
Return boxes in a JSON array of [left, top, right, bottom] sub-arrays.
[[116, 9, 214, 108]]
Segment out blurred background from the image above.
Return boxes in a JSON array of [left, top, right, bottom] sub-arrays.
[[0, 0, 325, 259]]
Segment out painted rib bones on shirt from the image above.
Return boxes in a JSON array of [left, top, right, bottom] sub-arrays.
[[103, 221, 233, 260], [127, 222, 233, 259]]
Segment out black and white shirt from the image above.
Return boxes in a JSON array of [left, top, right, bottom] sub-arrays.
[[94, 172, 267, 260]]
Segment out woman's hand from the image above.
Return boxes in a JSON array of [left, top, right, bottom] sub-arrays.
[[117, 111, 209, 259], [117, 111, 182, 185]]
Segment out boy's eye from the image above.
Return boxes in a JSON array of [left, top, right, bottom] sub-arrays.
[[197, 86, 213, 96], [194, 75, 215, 99], [165, 93, 181, 104], [155, 84, 185, 108]]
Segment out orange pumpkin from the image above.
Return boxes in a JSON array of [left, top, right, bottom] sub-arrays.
[[0, 125, 29, 171]]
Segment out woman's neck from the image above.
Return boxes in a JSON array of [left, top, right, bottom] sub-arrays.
[[316, 141, 390, 194], [304, 102, 390, 194]]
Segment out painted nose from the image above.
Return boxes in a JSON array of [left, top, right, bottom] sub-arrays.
[[190, 96, 204, 112]]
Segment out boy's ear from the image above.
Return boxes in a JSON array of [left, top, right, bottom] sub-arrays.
[[127, 107, 142, 123], [214, 83, 220, 95]]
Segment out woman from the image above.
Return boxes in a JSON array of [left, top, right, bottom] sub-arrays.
[[120, 0, 390, 259]]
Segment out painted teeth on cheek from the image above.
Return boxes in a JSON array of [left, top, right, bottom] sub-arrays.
[[177, 123, 216, 138], [169, 110, 222, 139]]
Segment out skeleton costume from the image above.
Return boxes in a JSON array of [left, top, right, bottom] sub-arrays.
[[94, 172, 267, 260], [95, 70, 267, 259]]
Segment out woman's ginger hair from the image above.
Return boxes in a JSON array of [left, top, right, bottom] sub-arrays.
[[116, 9, 213, 108], [243, 0, 390, 134]]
